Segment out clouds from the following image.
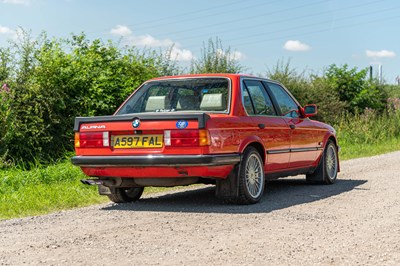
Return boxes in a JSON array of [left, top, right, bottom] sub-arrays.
[[110, 25, 173, 47], [216, 49, 245, 61], [283, 40, 311, 52], [110, 25, 132, 37], [110, 25, 246, 63], [0, 25, 13, 35], [1, 0, 31, 5], [0, 25, 18, 40], [169, 46, 194, 61], [110, 25, 195, 61], [133, 34, 174, 47], [366, 49, 396, 59]]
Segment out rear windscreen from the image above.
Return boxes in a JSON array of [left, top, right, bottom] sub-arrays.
[[116, 78, 230, 114]]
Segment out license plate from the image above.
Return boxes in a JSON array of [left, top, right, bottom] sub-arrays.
[[112, 135, 163, 148]]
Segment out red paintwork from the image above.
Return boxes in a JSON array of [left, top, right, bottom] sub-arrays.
[[75, 74, 339, 181]]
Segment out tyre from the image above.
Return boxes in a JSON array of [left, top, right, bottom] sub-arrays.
[[237, 147, 265, 204], [107, 187, 144, 203], [306, 140, 338, 184]]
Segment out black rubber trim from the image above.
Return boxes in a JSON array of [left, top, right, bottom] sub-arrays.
[[266, 149, 291, 154], [267, 147, 323, 154], [291, 147, 322, 153], [74, 113, 210, 131], [71, 154, 241, 167]]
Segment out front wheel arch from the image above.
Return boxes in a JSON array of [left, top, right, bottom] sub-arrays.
[[307, 139, 338, 184]]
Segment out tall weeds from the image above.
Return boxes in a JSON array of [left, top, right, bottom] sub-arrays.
[[334, 109, 400, 159]]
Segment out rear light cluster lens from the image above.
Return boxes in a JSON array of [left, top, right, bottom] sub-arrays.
[[75, 132, 109, 148], [164, 129, 210, 147]]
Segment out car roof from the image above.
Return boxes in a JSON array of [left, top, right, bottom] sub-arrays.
[[146, 74, 286, 93], [150, 73, 244, 80], [149, 73, 276, 82]]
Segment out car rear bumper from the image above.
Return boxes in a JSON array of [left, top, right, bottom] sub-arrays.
[[71, 154, 241, 167]]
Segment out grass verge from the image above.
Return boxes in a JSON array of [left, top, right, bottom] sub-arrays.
[[0, 160, 191, 220], [339, 138, 400, 160], [335, 110, 400, 160], [0, 160, 107, 220]]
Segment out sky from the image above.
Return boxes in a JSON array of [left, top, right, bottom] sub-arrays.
[[1, 0, 399, 83]]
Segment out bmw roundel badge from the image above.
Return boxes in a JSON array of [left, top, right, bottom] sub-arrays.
[[176, 120, 188, 129], [132, 118, 140, 128]]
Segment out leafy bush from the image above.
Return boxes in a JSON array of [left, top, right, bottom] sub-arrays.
[[266, 60, 347, 123], [383, 84, 400, 98], [0, 83, 13, 168], [0, 31, 180, 166], [325, 64, 387, 113], [0, 47, 15, 168], [266, 61, 389, 123]]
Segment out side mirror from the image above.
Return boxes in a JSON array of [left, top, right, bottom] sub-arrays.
[[303, 104, 317, 118]]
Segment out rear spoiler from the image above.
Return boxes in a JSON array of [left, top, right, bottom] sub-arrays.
[[73, 113, 211, 131]]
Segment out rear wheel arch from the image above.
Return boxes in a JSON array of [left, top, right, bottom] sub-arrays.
[[245, 142, 265, 165], [237, 146, 266, 204], [238, 137, 266, 164]]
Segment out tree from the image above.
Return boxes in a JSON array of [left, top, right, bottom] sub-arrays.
[[325, 64, 387, 113], [190, 37, 244, 74]]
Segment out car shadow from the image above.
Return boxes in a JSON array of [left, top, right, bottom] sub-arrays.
[[101, 177, 367, 214]]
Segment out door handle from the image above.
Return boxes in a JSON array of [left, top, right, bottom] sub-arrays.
[[258, 123, 265, 129], [289, 124, 296, 129]]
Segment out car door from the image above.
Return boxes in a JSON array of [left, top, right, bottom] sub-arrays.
[[242, 79, 291, 171], [264, 82, 318, 168]]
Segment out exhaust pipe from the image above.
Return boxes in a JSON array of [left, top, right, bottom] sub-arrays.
[[80, 179, 105, 186], [80, 178, 138, 187]]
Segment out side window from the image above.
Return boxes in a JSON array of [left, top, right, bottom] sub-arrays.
[[266, 82, 299, 118], [243, 80, 276, 116], [241, 85, 254, 115]]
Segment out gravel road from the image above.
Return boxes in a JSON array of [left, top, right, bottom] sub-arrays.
[[1, 151, 400, 265]]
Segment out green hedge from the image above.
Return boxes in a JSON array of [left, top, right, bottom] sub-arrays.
[[0, 32, 180, 166]]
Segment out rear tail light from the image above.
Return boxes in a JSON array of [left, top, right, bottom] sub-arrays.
[[164, 129, 210, 147], [75, 132, 109, 148]]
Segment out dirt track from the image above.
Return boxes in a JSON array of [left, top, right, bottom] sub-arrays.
[[1, 151, 400, 265]]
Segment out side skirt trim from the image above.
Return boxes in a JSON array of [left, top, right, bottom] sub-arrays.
[[267, 147, 323, 154]]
